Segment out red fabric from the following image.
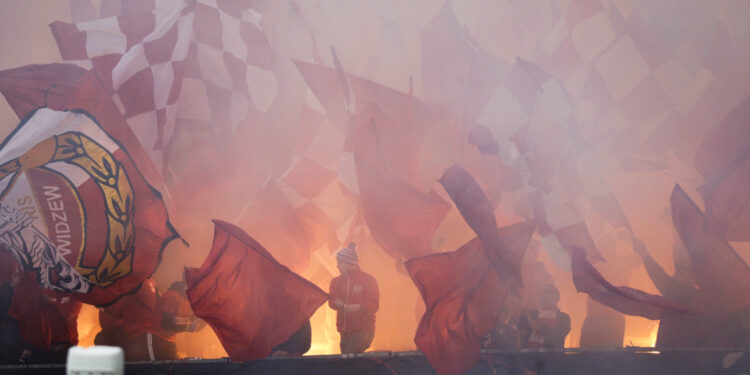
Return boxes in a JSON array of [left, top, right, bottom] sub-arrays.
[[590, 193, 632, 230], [410, 164, 534, 375], [670, 184, 750, 314], [0, 251, 17, 284], [66, 70, 164, 190], [185, 220, 328, 362], [460, 148, 522, 209], [571, 247, 689, 320], [0, 63, 86, 120], [235, 181, 311, 273], [700, 156, 750, 241], [555, 221, 606, 262], [525, 191, 606, 262], [694, 94, 750, 185], [157, 289, 193, 340], [58, 71, 178, 306], [160, 290, 192, 318], [693, 95, 750, 241], [439, 165, 498, 245], [353, 105, 450, 259], [467, 124, 499, 155], [101, 279, 162, 339], [692, 94, 750, 241], [439, 165, 529, 284], [420, 3, 504, 125], [294, 59, 432, 186], [407, 221, 535, 375], [9, 273, 82, 350], [52, 2, 273, 177], [328, 268, 379, 334]]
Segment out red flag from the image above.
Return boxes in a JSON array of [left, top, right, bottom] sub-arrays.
[[185, 220, 328, 362], [467, 124, 499, 155], [294, 59, 432, 186], [235, 181, 311, 273], [353, 105, 450, 259], [9, 273, 82, 350], [438, 164, 521, 281], [526, 190, 605, 262], [700, 156, 750, 241], [51, 1, 274, 175], [439, 165, 498, 244], [670, 184, 750, 314], [407, 221, 535, 375], [0, 63, 86, 119], [66, 70, 164, 187], [0, 72, 178, 306], [295, 59, 421, 123], [571, 247, 689, 320], [590, 193, 632, 230], [694, 95, 750, 240], [420, 3, 505, 125], [694, 95, 750, 184]]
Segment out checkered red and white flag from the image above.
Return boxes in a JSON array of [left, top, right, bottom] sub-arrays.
[[51, 0, 274, 178]]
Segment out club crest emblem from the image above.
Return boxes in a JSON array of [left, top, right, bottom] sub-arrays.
[[0, 131, 135, 292]]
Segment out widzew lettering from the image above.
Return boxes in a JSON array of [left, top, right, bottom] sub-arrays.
[[43, 185, 72, 257]]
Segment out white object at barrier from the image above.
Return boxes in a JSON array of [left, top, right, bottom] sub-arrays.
[[66, 346, 124, 375]]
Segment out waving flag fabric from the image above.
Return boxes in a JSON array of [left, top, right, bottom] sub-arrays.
[[185, 220, 328, 362], [0, 63, 86, 120], [408, 165, 533, 375], [9, 272, 82, 350], [693, 95, 750, 241], [50, 0, 274, 174], [0, 99, 178, 306], [670, 184, 750, 314], [408, 221, 535, 375], [571, 247, 689, 320], [353, 105, 450, 259]]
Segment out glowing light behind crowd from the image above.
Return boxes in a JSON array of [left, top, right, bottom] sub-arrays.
[[0, 0, 748, 357]]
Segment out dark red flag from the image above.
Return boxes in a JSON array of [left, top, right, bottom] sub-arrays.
[[9, 273, 82, 350], [439, 165, 498, 242], [438, 164, 522, 282], [670, 184, 750, 314], [571, 247, 689, 320], [353, 105, 450, 259], [407, 221, 535, 375], [235, 181, 312, 273], [700, 156, 750, 241], [467, 124, 499, 155], [0, 63, 86, 120], [295, 59, 433, 186], [420, 3, 505, 125], [694, 94, 750, 184], [693, 94, 750, 241], [0, 70, 178, 306], [410, 164, 533, 375], [185, 220, 328, 362]]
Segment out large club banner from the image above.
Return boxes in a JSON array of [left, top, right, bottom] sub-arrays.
[[0, 108, 178, 306]]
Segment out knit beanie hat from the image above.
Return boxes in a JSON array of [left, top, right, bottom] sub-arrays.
[[336, 242, 358, 265]]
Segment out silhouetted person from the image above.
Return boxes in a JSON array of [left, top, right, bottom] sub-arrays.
[[97, 278, 202, 361], [519, 284, 570, 349], [0, 271, 23, 364], [329, 243, 379, 354], [483, 292, 522, 350], [271, 320, 312, 357]]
